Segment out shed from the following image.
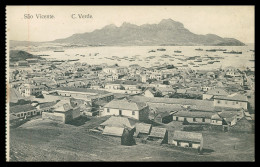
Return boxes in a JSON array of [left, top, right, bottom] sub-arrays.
[[172, 131, 203, 151], [102, 126, 125, 137], [229, 117, 253, 133], [148, 127, 168, 144], [134, 123, 152, 138]]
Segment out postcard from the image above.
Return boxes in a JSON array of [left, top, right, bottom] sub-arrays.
[[6, 6, 255, 161]]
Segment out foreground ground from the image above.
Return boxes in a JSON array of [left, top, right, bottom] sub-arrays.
[[9, 116, 255, 161]]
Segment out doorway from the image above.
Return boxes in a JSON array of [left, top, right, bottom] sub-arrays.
[[119, 110, 122, 116]]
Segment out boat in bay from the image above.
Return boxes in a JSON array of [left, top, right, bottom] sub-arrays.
[[223, 50, 242, 54]]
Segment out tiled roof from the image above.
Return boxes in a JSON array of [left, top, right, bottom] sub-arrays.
[[214, 93, 248, 102], [108, 80, 141, 85], [205, 88, 229, 96], [55, 87, 111, 95], [104, 99, 147, 111], [10, 104, 36, 113], [148, 127, 167, 139], [53, 100, 73, 112], [102, 126, 125, 137], [173, 111, 216, 119], [172, 131, 202, 143], [38, 101, 57, 109], [129, 96, 215, 112], [135, 123, 152, 134], [100, 116, 138, 129]]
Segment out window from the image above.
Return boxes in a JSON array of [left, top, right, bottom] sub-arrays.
[[217, 100, 221, 104], [236, 101, 238, 104], [202, 118, 205, 122], [193, 118, 196, 122], [107, 109, 110, 113], [132, 111, 135, 115]]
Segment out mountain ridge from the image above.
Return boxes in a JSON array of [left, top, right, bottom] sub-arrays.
[[12, 19, 246, 46]]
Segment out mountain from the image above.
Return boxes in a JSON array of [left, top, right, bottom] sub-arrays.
[[54, 19, 244, 46], [9, 50, 45, 62]]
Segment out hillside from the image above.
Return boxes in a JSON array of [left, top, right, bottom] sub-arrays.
[[53, 19, 245, 46]]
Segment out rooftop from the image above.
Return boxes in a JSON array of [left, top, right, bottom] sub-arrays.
[[172, 131, 202, 143], [100, 116, 138, 129], [173, 110, 217, 119], [214, 93, 248, 102], [206, 88, 229, 96], [10, 104, 36, 113], [55, 87, 111, 95], [148, 127, 167, 139], [104, 98, 147, 111]]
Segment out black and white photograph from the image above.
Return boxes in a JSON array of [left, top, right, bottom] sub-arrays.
[[6, 6, 255, 161]]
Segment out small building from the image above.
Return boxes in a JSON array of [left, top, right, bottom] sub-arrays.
[[229, 117, 253, 133], [219, 110, 244, 126], [101, 98, 149, 121], [154, 112, 173, 124], [172, 111, 217, 125], [42, 99, 81, 124], [147, 127, 168, 144], [156, 87, 176, 97], [134, 123, 152, 138], [172, 131, 203, 151], [36, 101, 57, 113], [102, 126, 126, 137], [100, 116, 138, 129], [55, 87, 114, 103], [10, 104, 38, 118], [143, 88, 156, 98], [213, 93, 248, 110], [203, 88, 229, 100]]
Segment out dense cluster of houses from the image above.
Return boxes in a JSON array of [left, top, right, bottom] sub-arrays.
[[9, 60, 255, 150]]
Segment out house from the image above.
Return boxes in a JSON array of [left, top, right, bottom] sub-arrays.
[[172, 131, 203, 151], [100, 116, 136, 145], [134, 123, 152, 138], [219, 110, 244, 126], [100, 116, 138, 129], [36, 101, 57, 113], [203, 88, 229, 100], [55, 87, 114, 103], [102, 126, 126, 137], [147, 127, 168, 144], [105, 80, 140, 90], [10, 104, 39, 118], [213, 93, 248, 110], [172, 111, 220, 125], [229, 117, 253, 133], [156, 87, 176, 97], [42, 99, 81, 124], [101, 98, 149, 121], [154, 111, 173, 124], [21, 84, 46, 97], [143, 88, 156, 98]]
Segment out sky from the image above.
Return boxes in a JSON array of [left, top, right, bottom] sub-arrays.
[[6, 6, 255, 43]]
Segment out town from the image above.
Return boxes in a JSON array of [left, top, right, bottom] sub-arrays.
[[8, 55, 255, 161]]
